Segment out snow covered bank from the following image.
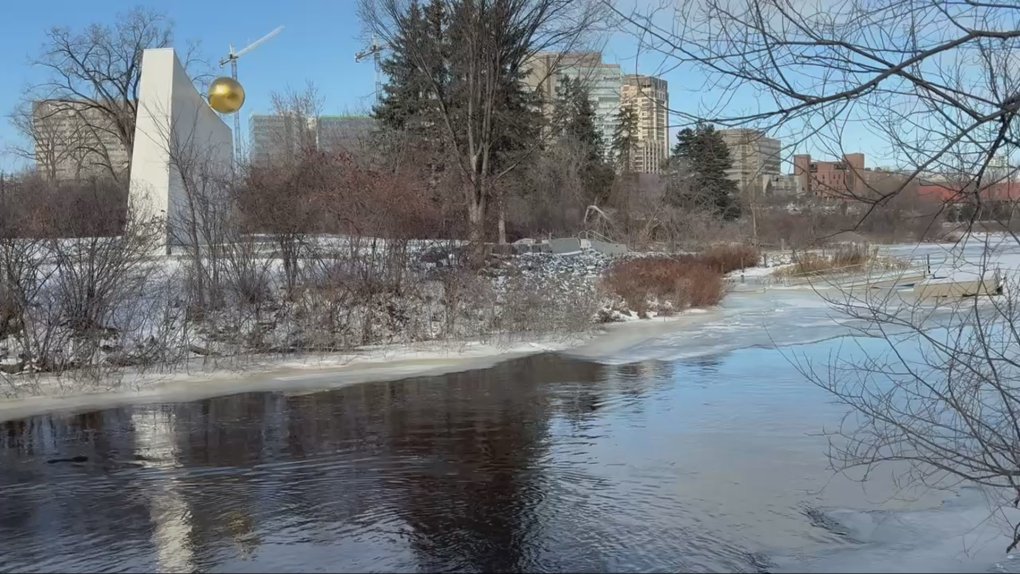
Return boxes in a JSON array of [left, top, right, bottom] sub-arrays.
[[0, 308, 719, 422], [0, 240, 777, 420]]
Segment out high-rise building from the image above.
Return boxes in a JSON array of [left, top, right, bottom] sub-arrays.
[[317, 116, 376, 154], [249, 114, 376, 161], [248, 113, 317, 162], [620, 75, 669, 173], [719, 129, 782, 195], [32, 100, 131, 181], [525, 52, 622, 156]]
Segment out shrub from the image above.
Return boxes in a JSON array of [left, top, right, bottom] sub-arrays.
[[604, 256, 725, 315], [698, 244, 760, 274], [774, 253, 832, 277], [831, 243, 870, 268], [774, 243, 907, 278]]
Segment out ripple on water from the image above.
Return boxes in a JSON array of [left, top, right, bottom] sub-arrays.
[[0, 351, 999, 572]]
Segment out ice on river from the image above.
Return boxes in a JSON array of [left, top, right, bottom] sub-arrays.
[[591, 289, 856, 365]]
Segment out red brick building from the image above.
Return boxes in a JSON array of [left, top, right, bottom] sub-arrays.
[[793, 153, 866, 197], [917, 181, 1020, 203]]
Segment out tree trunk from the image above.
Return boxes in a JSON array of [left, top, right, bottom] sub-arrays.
[[751, 185, 758, 247], [498, 201, 507, 245], [467, 195, 486, 268]]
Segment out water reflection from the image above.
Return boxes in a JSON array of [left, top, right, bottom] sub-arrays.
[[0, 351, 866, 572]]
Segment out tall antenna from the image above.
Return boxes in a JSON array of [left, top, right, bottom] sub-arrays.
[[219, 26, 285, 161], [355, 35, 388, 103]]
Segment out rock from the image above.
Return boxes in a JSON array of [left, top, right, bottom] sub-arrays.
[[189, 344, 216, 356], [0, 360, 24, 374]]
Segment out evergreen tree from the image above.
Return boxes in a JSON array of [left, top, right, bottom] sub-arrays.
[[489, 59, 544, 172], [369, 0, 562, 257], [553, 77, 604, 162], [372, 0, 445, 136], [669, 123, 741, 220], [377, 0, 540, 166], [552, 77, 613, 203], [611, 105, 639, 173]]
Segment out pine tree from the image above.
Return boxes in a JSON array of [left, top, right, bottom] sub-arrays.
[[553, 77, 604, 162], [552, 77, 613, 203], [489, 60, 543, 171], [611, 105, 639, 173], [369, 0, 556, 258], [669, 123, 741, 220], [372, 0, 444, 136]]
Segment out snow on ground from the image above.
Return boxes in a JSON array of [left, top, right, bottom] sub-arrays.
[[12, 235, 1011, 419], [0, 311, 717, 422]]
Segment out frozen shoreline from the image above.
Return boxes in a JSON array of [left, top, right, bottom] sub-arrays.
[[0, 307, 722, 422]]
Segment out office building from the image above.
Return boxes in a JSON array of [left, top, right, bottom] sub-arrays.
[[249, 114, 376, 161], [32, 100, 131, 181], [525, 52, 622, 156], [620, 75, 669, 173], [248, 113, 317, 162], [317, 116, 376, 153], [794, 153, 866, 197], [719, 129, 781, 195], [763, 173, 802, 196]]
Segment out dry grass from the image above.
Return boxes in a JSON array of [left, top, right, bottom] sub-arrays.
[[698, 244, 761, 274], [604, 256, 726, 316], [603, 245, 758, 315], [774, 243, 908, 278]]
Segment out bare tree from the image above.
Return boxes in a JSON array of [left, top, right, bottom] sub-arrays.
[[614, 0, 1020, 228], [6, 101, 88, 181], [17, 7, 207, 183], [0, 171, 175, 393], [268, 83, 323, 160], [611, 0, 1020, 549], [792, 249, 1020, 549], [360, 0, 605, 265], [238, 83, 325, 297]]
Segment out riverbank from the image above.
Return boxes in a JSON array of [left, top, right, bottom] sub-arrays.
[[2, 291, 1005, 574], [0, 305, 724, 422], [0, 242, 771, 414]]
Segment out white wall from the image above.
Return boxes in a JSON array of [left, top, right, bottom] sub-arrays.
[[129, 48, 233, 249]]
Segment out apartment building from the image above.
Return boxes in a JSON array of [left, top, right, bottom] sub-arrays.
[[718, 128, 781, 195], [525, 52, 622, 157], [32, 100, 131, 180], [620, 75, 669, 173]]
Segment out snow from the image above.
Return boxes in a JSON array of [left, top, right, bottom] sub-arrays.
[[0, 315, 712, 422], [11, 234, 1015, 419]]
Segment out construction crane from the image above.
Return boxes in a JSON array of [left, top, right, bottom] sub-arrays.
[[355, 35, 388, 102], [219, 26, 285, 160]]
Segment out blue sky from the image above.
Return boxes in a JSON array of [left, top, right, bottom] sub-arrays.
[[0, 0, 883, 173], [1, 0, 379, 171]]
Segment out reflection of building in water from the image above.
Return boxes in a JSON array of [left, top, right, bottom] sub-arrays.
[[131, 409, 196, 573], [0, 411, 158, 571]]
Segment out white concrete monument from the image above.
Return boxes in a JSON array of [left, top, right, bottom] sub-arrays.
[[128, 48, 233, 250]]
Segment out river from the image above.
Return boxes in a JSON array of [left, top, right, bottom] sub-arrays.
[[0, 286, 1017, 573]]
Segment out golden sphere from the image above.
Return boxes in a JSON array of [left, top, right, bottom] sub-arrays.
[[208, 77, 246, 114]]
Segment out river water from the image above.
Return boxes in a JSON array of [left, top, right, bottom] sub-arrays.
[[0, 289, 1016, 572]]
